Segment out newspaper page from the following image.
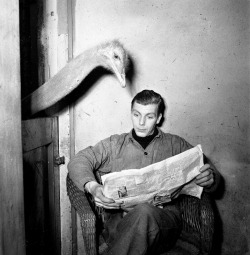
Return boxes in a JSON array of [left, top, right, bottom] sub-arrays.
[[101, 145, 204, 207]]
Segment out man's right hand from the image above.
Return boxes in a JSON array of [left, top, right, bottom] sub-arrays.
[[85, 181, 123, 210]]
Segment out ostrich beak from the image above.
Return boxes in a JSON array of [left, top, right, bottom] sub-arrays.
[[110, 62, 126, 88], [116, 71, 126, 88]]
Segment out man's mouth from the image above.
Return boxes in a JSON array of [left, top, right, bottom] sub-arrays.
[[137, 129, 146, 132]]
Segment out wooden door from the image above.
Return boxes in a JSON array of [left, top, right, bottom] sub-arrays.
[[22, 117, 61, 255]]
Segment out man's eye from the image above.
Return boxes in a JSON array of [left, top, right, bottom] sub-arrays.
[[147, 116, 154, 119], [134, 113, 139, 117]]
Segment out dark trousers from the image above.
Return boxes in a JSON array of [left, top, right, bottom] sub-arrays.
[[102, 203, 182, 255]]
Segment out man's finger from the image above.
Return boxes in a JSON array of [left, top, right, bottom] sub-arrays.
[[95, 197, 124, 206], [196, 178, 214, 187], [97, 194, 115, 203], [196, 173, 213, 182], [95, 201, 122, 209], [196, 174, 214, 186], [196, 168, 213, 180], [95, 188, 115, 203], [199, 164, 210, 172]]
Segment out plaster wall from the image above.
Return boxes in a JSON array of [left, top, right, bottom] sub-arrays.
[[73, 1, 250, 254]]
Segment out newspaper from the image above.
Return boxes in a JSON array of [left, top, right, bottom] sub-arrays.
[[101, 145, 204, 208]]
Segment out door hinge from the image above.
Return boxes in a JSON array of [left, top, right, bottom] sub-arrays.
[[54, 156, 65, 166]]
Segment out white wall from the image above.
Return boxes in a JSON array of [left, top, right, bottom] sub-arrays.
[[73, 1, 250, 254]]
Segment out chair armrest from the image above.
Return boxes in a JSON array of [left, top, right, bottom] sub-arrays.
[[178, 193, 214, 255], [200, 192, 214, 254], [66, 174, 97, 255]]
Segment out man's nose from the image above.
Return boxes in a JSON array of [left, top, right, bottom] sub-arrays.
[[139, 117, 145, 126]]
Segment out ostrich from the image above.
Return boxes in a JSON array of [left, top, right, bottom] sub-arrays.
[[22, 40, 128, 117]]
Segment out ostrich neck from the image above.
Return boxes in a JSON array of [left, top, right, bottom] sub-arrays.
[[22, 48, 106, 117]]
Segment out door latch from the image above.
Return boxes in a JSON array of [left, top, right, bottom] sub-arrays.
[[54, 156, 65, 166]]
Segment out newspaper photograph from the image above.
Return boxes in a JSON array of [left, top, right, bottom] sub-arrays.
[[101, 145, 204, 207]]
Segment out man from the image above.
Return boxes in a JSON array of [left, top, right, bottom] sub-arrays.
[[68, 90, 220, 255]]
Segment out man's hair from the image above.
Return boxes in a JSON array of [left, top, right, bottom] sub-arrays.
[[131, 90, 165, 116]]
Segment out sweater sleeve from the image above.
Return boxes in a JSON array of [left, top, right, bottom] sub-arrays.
[[67, 138, 111, 191]]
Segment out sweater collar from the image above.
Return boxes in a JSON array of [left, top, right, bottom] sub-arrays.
[[128, 127, 162, 143]]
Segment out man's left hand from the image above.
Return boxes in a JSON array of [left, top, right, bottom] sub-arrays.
[[195, 164, 214, 188]]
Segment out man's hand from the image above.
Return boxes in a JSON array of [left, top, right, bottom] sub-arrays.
[[195, 164, 214, 188], [85, 181, 123, 209]]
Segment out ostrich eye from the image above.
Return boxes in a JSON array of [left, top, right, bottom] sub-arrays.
[[114, 53, 120, 60]]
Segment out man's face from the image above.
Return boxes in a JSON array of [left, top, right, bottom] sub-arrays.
[[131, 102, 162, 137]]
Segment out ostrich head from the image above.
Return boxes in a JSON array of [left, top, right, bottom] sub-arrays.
[[97, 40, 128, 87]]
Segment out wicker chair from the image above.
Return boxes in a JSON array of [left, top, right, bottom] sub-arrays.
[[67, 174, 214, 255]]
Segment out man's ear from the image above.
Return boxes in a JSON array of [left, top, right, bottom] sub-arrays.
[[156, 113, 162, 124]]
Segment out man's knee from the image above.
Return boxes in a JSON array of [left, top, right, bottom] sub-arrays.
[[132, 203, 158, 216], [126, 203, 161, 226], [125, 203, 181, 229]]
